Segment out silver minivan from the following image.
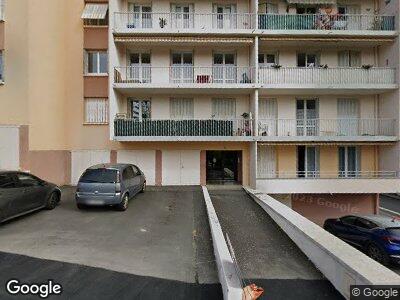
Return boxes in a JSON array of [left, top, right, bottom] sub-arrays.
[[75, 164, 146, 211]]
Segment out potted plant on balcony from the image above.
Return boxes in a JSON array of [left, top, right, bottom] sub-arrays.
[[362, 64, 373, 70], [271, 64, 282, 69], [320, 64, 329, 69], [159, 18, 167, 28]]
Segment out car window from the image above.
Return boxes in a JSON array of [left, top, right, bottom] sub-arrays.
[[341, 216, 357, 226], [16, 173, 40, 187], [80, 169, 118, 184], [0, 174, 16, 189], [132, 166, 140, 176], [123, 167, 135, 180], [355, 218, 377, 230]]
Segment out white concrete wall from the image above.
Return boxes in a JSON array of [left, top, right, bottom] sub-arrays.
[[245, 188, 400, 300], [71, 150, 110, 185], [0, 126, 19, 171], [117, 150, 156, 185]]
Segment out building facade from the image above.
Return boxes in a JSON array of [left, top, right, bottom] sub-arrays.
[[0, 0, 399, 224]]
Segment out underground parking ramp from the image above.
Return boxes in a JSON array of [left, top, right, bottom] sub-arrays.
[[209, 189, 343, 300], [0, 186, 222, 299]]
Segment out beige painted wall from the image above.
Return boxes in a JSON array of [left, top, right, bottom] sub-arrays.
[[319, 146, 338, 175], [276, 145, 296, 173]]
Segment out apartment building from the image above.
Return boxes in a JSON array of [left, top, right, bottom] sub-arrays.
[[0, 0, 399, 224]]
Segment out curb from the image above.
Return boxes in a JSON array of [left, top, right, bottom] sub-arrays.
[[202, 186, 242, 300]]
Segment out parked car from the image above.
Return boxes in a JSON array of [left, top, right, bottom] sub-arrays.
[[324, 214, 400, 265], [75, 164, 146, 211], [0, 171, 61, 223]]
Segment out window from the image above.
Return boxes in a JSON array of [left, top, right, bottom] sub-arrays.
[[212, 98, 236, 118], [258, 3, 278, 14], [0, 51, 3, 82], [0, 174, 15, 189], [355, 218, 377, 230], [0, 0, 4, 21], [337, 5, 361, 15], [128, 99, 151, 121], [338, 51, 361, 67], [81, 3, 109, 26], [339, 146, 360, 178], [128, 4, 152, 29], [296, 99, 319, 136], [341, 216, 357, 226], [297, 53, 319, 68], [297, 146, 319, 178], [84, 98, 109, 124], [85, 51, 108, 74], [80, 169, 118, 183], [258, 53, 278, 67], [123, 167, 135, 180], [170, 98, 194, 119], [16, 173, 41, 187], [129, 52, 151, 83], [132, 165, 141, 176]]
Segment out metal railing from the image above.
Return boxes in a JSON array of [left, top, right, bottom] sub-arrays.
[[114, 12, 255, 32], [114, 66, 254, 84], [259, 67, 396, 86], [258, 118, 396, 137], [114, 117, 253, 137], [257, 171, 399, 179], [258, 14, 395, 31]]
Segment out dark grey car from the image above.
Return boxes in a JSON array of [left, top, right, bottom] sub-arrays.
[[0, 171, 61, 223], [75, 164, 146, 211]]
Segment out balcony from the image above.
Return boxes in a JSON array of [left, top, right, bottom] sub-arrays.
[[256, 171, 400, 194], [259, 67, 397, 93], [114, 117, 255, 141], [113, 66, 254, 91], [258, 118, 396, 142], [258, 14, 396, 36], [113, 12, 255, 35]]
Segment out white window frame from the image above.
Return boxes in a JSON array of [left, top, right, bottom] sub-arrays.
[[128, 98, 151, 121], [258, 52, 278, 67], [84, 98, 109, 124], [339, 146, 361, 178], [0, 0, 4, 21], [84, 50, 108, 75], [0, 50, 3, 82], [297, 146, 320, 178]]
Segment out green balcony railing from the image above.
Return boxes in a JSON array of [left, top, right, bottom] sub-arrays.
[[114, 118, 253, 137], [258, 14, 395, 31]]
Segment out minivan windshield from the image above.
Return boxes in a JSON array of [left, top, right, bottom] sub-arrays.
[[80, 169, 118, 183]]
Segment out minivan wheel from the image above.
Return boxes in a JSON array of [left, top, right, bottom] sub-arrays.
[[45, 192, 59, 210], [367, 243, 389, 265], [141, 182, 146, 193], [117, 194, 129, 211]]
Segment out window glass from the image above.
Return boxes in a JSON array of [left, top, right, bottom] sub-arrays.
[[183, 53, 193, 64], [225, 54, 235, 65], [124, 167, 135, 179], [88, 52, 98, 73], [355, 218, 377, 230], [129, 99, 151, 120], [266, 54, 276, 64], [132, 166, 140, 176], [341, 216, 357, 225], [99, 52, 108, 73], [0, 174, 15, 189], [213, 54, 223, 64], [172, 53, 182, 64], [16, 174, 40, 187], [258, 54, 264, 64], [297, 53, 306, 67], [80, 169, 118, 183], [141, 53, 151, 64], [130, 53, 140, 64]]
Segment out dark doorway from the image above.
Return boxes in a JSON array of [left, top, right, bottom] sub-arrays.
[[206, 151, 242, 184]]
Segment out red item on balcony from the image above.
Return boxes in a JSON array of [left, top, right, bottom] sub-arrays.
[[197, 75, 210, 83]]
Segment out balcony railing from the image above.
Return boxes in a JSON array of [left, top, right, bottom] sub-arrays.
[[114, 12, 255, 32], [114, 117, 253, 137], [257, 171, 399, 179], [114, 66, 254, 85], [258, 14, 395, 31], [259, 67, 396, 87], [258, 118, 396, 137]]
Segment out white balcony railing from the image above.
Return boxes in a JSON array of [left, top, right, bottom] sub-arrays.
[[114, 117, 253, 137], [258, 118, 396, 137], [257, 171, 399, 180], [258, 14, 395, 31], [114, 66, 254, 85], [114, 12, 255, 32], [259, 67, 396, 87]]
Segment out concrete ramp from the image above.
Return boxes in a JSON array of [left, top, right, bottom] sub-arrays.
[[208, 189, 342, 300]]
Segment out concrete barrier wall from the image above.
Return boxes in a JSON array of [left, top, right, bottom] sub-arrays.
[[202, 186, 243, 300], [244, 188, 400, 299]]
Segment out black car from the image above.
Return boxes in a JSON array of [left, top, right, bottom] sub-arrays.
[[0, 171, 61, 223], [324, 215, 400, 265]]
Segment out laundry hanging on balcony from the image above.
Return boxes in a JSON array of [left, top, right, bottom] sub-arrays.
[[81, 3, 108, 20]]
